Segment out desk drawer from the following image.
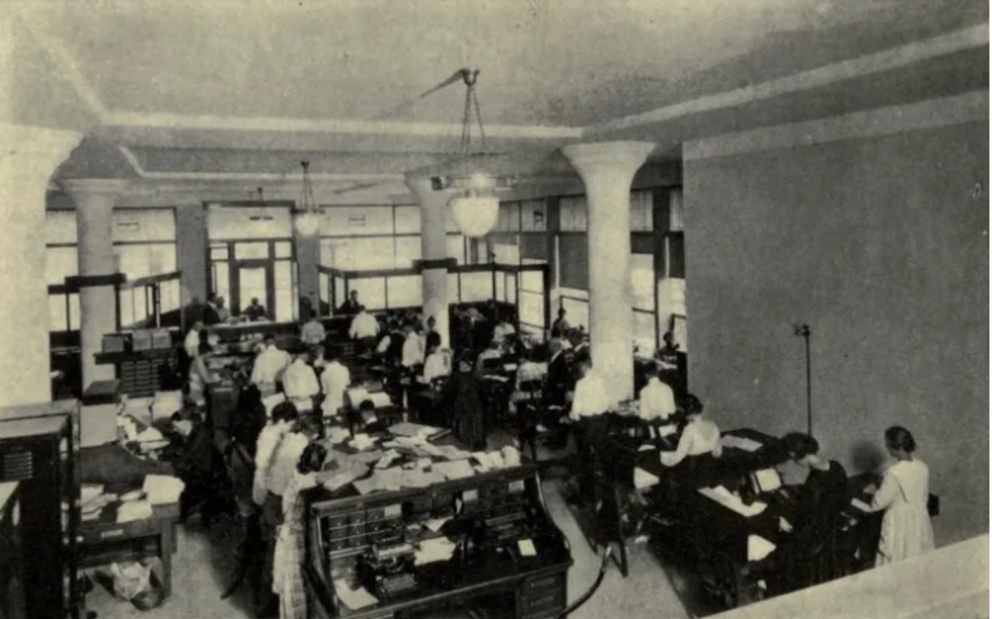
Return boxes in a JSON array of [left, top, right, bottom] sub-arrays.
[[79, 519, 154, 545]]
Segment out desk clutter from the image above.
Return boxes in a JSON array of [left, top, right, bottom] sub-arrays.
[[302, 421, 572, 618]]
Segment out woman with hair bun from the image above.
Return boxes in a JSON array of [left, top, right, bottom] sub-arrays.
[[868, 426, 934, 566]]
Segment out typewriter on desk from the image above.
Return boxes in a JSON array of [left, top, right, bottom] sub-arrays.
[[358, 538, 418, 600]]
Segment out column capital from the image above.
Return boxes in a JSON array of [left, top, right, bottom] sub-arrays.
[[561, 141, 656, 177], [404, 173, 448, 205], [0, 123, 82, 183], [59, 178, 131, 202]]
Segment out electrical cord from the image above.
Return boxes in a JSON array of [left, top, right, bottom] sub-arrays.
[[554, 545, 613, 619]]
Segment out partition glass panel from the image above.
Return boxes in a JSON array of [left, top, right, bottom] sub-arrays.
[[320, 274, 330, 310], [386, 275, 422, 309], [495, 273, 506, 302], [351, 238, 396, 270], [46, 246, 78, 285], [273, 261, 296, 322], [161, 278, 180, 314], [334, 276, 346, 311], [504, 273, 517, 305], [459, 272, 491, 303], [68, 293, 80, 330], [115, 243, 176, 279], [49, 295, 68, 333], [633, 310, 656, 355], [239, 267, 268, 315], [519, 292, 544, 330], [394, 236, 421, 268], [351, 278, 386, 310], [213, 262, 230, 305], [447, 235, 466, 264], [562, 297, 588, 331]]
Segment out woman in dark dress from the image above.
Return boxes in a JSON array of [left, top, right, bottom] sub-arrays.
[[446, 353, 486, 450]]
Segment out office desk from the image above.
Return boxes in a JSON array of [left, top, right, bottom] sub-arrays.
[[79, 444, 180, 596], [77, 502, 180, 597], [303, 462, 572, 619]]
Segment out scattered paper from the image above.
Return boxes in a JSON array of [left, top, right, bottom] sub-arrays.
[[518, 539, 537, 557], [747, 535, 777, 562], [657, 424, 677, 437], [375, 449, 402, 469], [415, 537, 457, 565], [503, 364, 519, 372], [334, 580, 379, 611], [325, 426, 351, 444], [634, 467, 660, 489], [698, 486, 768, 517], [434, 460, 476, 481], [753, 468, 783, 493], [389, 422, 442, 438], [425, 517, 450, 533], [851, 498, 872, 512], [637, 444, 656, 452], [349, 433, 376, 451], [485, 375, 510, 383], [117, 499, 153, 523], [501, 446, 521, 467], [437, 445, 472, 461], [720, 435, 764, 452]]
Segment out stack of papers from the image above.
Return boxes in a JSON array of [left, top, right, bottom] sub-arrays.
[[720, 435, 764, 452], [142, 474, 185, 505], [117, 499, 154, 523], [415, 537, 457, 565], [324, 426, 351, 445], [388, 422, 443, 439], [437, 445, 473, 461], [375, 450, 402, 469], [334, 580, 379, 611], [698, 486, 768, 517]]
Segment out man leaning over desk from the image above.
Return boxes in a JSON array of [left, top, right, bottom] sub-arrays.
[[252, 334, 291, 394]]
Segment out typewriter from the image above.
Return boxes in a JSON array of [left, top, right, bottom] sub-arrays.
[[359, 540, 417, 600]]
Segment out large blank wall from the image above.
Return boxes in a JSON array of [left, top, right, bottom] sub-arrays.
[[684, 119, 989, 545]]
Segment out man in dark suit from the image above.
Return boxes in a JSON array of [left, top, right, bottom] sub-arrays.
[[170, 411, 224, 523], [337, 290, 362, 315], [544, 339, 573, 407]]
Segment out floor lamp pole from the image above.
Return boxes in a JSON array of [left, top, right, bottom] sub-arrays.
[[794, 324, 812, 435]]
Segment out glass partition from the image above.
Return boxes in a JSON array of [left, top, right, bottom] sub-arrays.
[[459, 271, 492, 303], [386, 275, 422, 309]]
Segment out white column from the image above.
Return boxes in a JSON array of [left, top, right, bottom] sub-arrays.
[[562, 141, 655, 405], [0, 124, 82, 407], [405, 175, 451, 348], [62, 179, 130, 389]]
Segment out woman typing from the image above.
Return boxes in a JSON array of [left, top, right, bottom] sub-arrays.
[[659, 394, 721, 468]]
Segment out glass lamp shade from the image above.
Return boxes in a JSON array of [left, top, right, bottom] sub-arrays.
[[449, 193, 499, 237], [296, 211, 321, 236]]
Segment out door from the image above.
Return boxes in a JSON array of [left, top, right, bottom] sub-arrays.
[[232, 260, 273, 317]]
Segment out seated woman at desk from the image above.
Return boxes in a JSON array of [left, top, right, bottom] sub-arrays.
[[659, 394, 721, 468], [187, 342, 219, 408], [866, 426, 934, 566], [274, 442, 328, 619]]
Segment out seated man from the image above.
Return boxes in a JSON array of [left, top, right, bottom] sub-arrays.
[[338, 290, 362, 316], [170, 410, 223, 523], [283, 352, 320, 413], [300, 310, 326, 346], [492, 315, 516, 345], [320, 352, 351, 418], [569, 359, 610, 422], [400, 323, 424, 369], [244, 297, 268, 321]]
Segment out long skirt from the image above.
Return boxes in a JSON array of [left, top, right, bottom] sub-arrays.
[[876, 503, 934, 566], [273, 525, 307, 619]]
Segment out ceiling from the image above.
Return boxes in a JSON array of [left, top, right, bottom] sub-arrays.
[[6, 0, 988, 203]]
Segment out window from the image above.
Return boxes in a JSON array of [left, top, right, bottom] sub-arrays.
[[561, 296, 588, 331], [46, 246, 78, 286], [633, 310, 656, 355], [447, 235, 466, 264], [115, 244, 177, 279], [394, 236, 421, 268], [630, 190, 653, 231], [459, 272, 492, 303], [497, 202, 520, 232], [670, 189, 684, 232], [386, 275, 422, 308], [492, 242, 519, 264], [520, 199, 547, 232], [393, 206, 421, 234], [559, 196, 587, 231], [113, 209, 175, 242], [630, 253, 655, 312]]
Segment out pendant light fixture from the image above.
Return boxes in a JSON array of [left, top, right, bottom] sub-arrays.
[[432, 69, 513, 238], [296, 160, 321, 236]]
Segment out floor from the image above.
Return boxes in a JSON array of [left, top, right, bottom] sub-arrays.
[[85, 434, 716, 619]]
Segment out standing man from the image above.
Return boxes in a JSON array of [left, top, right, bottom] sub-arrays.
[[320, 353, 351, 419], [283, 352, 320, 414], [251, 334, 291, 394], [569, 358, 610, 421], [300, 310, 326, 346], [170, 410, 221, 523], [348, 307, 380, 353], [638, 367, 677, 421], [184, 320, 205, 360], [551, 308, 570, 339]]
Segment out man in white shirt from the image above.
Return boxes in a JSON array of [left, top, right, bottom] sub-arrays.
[[401, 324, 424, 368], [320, 355, 351, 418], [251, 334, 291, 392], [253, 402, 299, 508], [282, 352, 320, 412], [569, 359, 610, 421], [638, 370, 677, 421], [475, 341, 503, 372], [422, 347, 451, 384], [348, 308, 379, 340], [184, 320, 204, 359], [300, 311, 326, 346]]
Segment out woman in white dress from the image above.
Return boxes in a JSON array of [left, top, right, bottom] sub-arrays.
[[868, 426, 934, 566]]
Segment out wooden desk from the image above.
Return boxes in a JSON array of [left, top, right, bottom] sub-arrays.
[[77, 502, 180, 597]]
